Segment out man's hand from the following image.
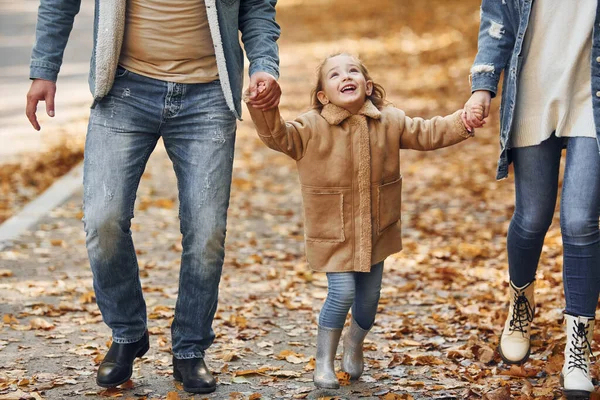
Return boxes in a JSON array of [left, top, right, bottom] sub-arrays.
[[462, 90, 492, 132], [247, 72, 281, 111], [26, 79, 56, 131]]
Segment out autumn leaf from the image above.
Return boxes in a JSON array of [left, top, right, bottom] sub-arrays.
[[304, 357, 316, 372], [382, 394, 414, 400], [99, 387, 124, 397], [166, 392, 180, 400], [483, 385, 511, 400], [233, 367, 271, 377], [500, 364, 538, 378], [268, 370, 302, 378], [120, 380, 134, 389], [221, 351, 240, 362], [78, 291, 96, 304], [29, 318, 54, 330], [336, 371, 351, 386], [3, 314, 18, 324]]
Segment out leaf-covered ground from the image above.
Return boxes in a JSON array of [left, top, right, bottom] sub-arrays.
[[0, 0, 592, 399]]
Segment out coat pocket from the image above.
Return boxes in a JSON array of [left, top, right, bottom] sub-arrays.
[[377, 177, 402, 235], [302, 188, 345, 243]]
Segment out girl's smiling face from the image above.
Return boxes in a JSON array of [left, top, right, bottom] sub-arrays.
[[317, 55, 373, 115]]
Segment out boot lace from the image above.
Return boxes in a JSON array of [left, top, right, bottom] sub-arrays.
[[567, 322, 592, 373], [508, 291, 534, 334]]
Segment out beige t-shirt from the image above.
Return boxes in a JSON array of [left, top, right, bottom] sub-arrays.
[[511, 0, 596, 148], [118, 0, 219, 84]]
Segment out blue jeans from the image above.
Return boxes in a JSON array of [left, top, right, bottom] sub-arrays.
[[507, 135, 600, 317], [83, 67, 237, 359], [319, 261, 384, 330]]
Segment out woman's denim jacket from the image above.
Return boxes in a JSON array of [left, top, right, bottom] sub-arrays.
[[471, 0, 600, 179], [29, 0, 280, 119]]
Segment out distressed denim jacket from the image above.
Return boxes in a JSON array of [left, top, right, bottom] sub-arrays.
[[471, 0, 600, 179], [30, 0, 280, 119]]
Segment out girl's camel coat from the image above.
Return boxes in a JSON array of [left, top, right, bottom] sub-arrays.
[[247, 100, 471, 273]]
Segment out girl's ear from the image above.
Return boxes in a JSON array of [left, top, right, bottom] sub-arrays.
[[317, 91, 329, 105], [366, 81, 373, 96]]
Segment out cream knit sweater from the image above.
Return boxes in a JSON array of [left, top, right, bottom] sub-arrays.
[[511, 0, 597, 148]]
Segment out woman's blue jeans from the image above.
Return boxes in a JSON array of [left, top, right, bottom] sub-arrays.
[[82, 68, 237, 359], [319, 261, 384, 330], [507, 135, 600, 317]]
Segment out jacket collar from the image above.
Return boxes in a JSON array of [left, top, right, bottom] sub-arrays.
[[320, 100, 381, 125]]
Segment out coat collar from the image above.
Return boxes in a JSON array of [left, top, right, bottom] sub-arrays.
[[320, 100, 381, 125]]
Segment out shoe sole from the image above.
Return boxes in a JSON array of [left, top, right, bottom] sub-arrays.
[[172, 369, 216, 394], [96, 341, 150, 388], [313, 382, 340, 390], [560, 374, 593, 400], [496, 341, 530, 365], [562, 390, 592, 400], [340, 369, 361, 381]]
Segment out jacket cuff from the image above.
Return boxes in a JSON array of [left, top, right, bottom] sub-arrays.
[[470, 73, 499, 99], [248, 59, 280, 80], [450, 110, 474, 139], [30, 61, 60, 82], [245, 100, 281, 137]]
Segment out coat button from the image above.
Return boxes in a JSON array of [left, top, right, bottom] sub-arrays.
[[596, 91, 600, 98], [596, 56, 600, 63]]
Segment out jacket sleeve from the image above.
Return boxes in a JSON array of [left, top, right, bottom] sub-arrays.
[[245, 103, 313, 160], [239, 0, 281, 79], [470, 0, 517, 97], [30, 0, 82, 82], [399, 110, 473, 151]]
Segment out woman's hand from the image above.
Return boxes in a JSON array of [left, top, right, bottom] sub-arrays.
[[462, 90, 492, 132]]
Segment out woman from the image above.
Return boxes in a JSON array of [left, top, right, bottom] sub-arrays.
[[463, 1, 600, 398]]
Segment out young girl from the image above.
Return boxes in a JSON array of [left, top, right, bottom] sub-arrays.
[[464, 1, 600, 398], [246, 53, 474, 389]]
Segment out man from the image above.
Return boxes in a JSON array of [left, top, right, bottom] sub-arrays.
[[26, 0, 280, 394]]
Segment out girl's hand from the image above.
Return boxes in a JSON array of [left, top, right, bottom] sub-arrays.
[[243, 82, 266, 104], [460, 109, 475, 133], [247, 72, 281, 111], [463, 90, 492, 131]]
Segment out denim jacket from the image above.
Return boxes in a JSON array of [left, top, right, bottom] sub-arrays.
[[30, 0, 280, 119], [471, 0, 600, 179]]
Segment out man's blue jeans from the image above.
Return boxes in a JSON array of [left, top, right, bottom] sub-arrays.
[[507, 135, 600, 317], [83, 67, 237, 359], [319, 261, 384, 330]]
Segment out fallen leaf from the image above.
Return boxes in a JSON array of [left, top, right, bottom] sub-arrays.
[[29, 318, 54, 330]]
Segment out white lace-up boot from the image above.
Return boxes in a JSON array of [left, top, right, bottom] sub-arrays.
[[498, 280, 535, 364], [561, 314, 595, 399]]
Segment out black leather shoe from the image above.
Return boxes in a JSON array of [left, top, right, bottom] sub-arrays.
[[96, 331, 149, 388], [172, 356, 216, 394]]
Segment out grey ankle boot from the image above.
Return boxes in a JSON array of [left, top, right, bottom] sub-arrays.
[[313, 325, 342, 389], [341, 319, 370, 379]]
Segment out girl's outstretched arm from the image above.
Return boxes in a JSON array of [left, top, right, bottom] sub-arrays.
[[245, 101, 314, 161], [399, 109, 474, 151]]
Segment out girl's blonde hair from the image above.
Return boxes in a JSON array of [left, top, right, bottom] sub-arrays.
[[310, 53, 387, 111]]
